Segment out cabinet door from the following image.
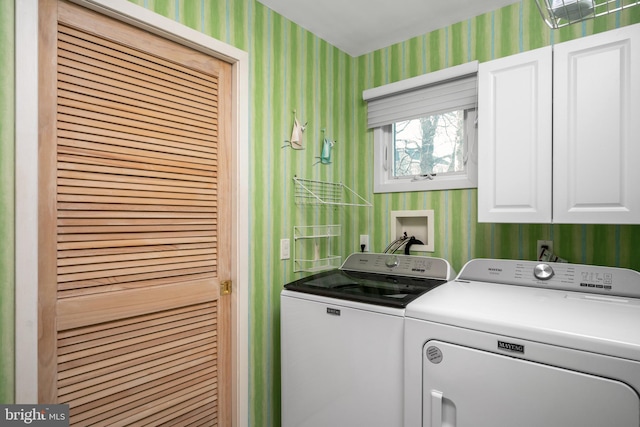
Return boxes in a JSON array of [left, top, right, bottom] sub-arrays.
[[553, 24, 640, 224], [478, 47, 553, 223]]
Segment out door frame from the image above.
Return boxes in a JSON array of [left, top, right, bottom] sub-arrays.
[[14, 0, 249, 425]]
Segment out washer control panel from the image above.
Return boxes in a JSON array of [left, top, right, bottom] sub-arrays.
[[457, 258, 640, 298], [341, 253, 455, 280]]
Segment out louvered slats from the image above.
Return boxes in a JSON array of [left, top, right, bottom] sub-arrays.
[[56, 23, 219, 298], [58, 302, 218, 426], [51, 8, 227, 425]]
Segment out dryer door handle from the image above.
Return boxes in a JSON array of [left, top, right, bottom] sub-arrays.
[[430, 390, 443, 427], [430, 389, 456, 427]]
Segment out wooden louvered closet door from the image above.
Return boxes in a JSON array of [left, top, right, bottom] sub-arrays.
[[38, 1, 233, 425]]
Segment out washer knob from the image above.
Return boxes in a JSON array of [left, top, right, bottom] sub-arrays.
[[385, 256, 399, 268], [534, 263, 554, 280]]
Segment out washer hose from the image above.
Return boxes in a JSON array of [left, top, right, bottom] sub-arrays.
[[404, 236, 424, 255]]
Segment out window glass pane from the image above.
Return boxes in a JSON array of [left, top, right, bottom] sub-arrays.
[[392, 110, 466, 178]]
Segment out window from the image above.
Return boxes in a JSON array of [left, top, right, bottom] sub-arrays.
[[364, 62, 478, 193]]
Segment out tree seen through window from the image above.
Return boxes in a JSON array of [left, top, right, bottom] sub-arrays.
[[393, 110, 466, 178]]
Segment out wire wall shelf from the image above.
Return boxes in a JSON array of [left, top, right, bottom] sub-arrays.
[[294, 224, 342, 239], [535, 0, 640, 29], [293, 225, 342, 273], [293, 176, 372, 207], [294, 256, 343, 273]]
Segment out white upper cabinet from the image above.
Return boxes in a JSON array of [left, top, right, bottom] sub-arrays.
[[553, 25, 640, 224], [478, 47, 553, 223], [478, 23, 640, 224]]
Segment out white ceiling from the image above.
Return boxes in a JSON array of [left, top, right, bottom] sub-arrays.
[[258, 0, 520, 57]]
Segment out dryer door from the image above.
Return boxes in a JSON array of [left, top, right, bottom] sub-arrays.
[[422, 340, 640, 427]]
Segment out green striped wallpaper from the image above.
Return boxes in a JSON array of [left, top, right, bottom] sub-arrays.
[[1, 0, 639, 424], [0, 0, 15, 405]]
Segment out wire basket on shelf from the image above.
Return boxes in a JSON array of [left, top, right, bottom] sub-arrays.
[[535, 0, 640, 29]]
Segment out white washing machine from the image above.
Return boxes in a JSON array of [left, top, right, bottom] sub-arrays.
[[281, 253, 456, 427], [404, 258, 640, 427]]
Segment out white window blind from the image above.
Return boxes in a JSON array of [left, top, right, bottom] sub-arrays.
[[363, 61, 479, 129]]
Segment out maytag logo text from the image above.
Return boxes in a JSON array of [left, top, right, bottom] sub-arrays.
[[497, 340, 525, 354]]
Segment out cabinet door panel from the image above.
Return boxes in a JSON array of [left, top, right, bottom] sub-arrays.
[[553, 24, 640, 224], [478, 47, 553, 223]]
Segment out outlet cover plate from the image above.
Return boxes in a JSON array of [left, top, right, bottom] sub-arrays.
[[280, 238, 290, 260], [360, 234, 369, 252], [536, 240, 553, 258]]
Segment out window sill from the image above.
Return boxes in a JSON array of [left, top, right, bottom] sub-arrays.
[[373, 174, 477, 194]]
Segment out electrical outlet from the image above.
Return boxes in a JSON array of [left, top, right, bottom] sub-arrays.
[[360, 234, 369, 252], [280, 238, 290, 260], [536, 240, 553, 259]]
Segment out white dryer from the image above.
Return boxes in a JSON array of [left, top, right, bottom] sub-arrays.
[[404, 258, 640, 427]]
